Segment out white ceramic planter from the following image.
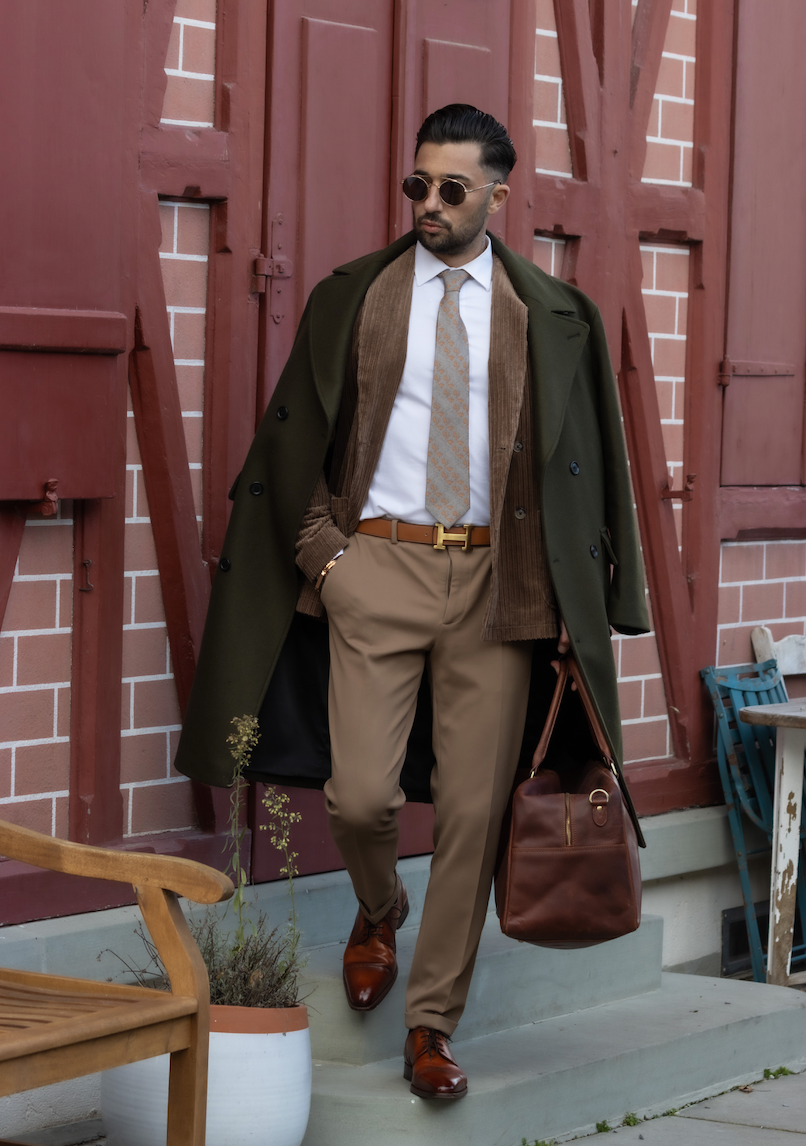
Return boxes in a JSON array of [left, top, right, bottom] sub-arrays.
[[101, 1004, 311, 1146]]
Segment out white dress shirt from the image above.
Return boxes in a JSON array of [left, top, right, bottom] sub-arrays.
[[361, 238, 493, 526]]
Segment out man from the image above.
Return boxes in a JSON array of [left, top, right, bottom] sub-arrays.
[[176, 105, 649, 1100]]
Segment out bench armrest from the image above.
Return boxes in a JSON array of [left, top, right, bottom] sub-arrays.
[[0, 821, 234, 904]]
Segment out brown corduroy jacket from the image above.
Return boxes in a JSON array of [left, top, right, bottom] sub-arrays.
[[294, 246, 557, 641]]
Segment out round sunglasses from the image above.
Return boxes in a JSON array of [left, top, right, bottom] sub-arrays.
[[401, 174, 500, 207]]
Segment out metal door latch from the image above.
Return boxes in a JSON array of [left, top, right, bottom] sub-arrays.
[[252, 256, 293, 294], [661, 473, 697, 502]]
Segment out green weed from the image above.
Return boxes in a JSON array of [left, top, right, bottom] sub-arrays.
[[595, 1121, 611, 1133], [764, 1066, 793, 1080], [622, 1112, 641, 1126]]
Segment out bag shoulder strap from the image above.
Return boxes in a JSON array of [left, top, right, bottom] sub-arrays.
[[530, 654, 614, 776]]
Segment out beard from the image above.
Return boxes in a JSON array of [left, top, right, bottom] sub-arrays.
[[412, 195, 490, 258]]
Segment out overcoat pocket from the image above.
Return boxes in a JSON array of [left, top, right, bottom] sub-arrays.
[[599, 527, 618, 567]]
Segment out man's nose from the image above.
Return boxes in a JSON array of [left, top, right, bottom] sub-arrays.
[[422, 182, 443, 212]]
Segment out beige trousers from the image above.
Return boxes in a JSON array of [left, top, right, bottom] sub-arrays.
[[320, 531, 533, 1035]]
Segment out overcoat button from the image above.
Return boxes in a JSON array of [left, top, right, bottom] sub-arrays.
[[570, 461, 580, 475], [219, 557, 231, 572], [277, 406, 289, 420], [515, 507, 527, 520], [513, 440, 524, 453], [249, 482, 264, 496], [590, 545, 598, 558]]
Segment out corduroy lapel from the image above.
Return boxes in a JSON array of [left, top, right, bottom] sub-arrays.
[[490, 236, 590, 472], [308, 233, 417, 428], [488, 256, 528, 539]]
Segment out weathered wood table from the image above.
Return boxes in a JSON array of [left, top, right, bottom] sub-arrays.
[[739, 698, 806, 986]]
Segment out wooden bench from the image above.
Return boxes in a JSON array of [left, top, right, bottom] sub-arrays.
[[0, 821, 233, 1146]]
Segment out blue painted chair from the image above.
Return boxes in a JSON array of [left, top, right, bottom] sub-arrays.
[[701, 659, 806, 982]]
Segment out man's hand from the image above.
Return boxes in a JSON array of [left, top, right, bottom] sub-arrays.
[[550, 619, 576, 688], [557, 619, 570, 655]]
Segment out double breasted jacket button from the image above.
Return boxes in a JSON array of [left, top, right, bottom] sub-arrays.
[[276, 405, 289, 420], [513, 440, 524, 453], [590, 545, 599, 558], [515, 507, 527, 520], [570, 460, 580, 475], [219, 557, 232, 572], [249, 482, 264, 496]]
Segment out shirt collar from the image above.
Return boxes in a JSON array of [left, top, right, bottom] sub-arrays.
[[414, 235, 492, 291]]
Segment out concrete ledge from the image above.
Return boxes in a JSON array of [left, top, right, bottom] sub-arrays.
[[303, 914, 663, 1064], [303, 974, 806, 1146], [638, 806, 768, 883]]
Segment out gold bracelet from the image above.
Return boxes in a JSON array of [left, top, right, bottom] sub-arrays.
[[315, 555, 341, 592]]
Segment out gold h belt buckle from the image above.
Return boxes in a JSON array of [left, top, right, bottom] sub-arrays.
[[433, 524, 473, 551]]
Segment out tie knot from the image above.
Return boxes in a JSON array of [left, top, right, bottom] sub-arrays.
[[439, 268, 471, 294]]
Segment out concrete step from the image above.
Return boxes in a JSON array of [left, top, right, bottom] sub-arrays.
[[302, 973, 806, 1146], [301, 913, 663, 1064]]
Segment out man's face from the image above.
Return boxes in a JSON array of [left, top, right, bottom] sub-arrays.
[[410, 141, 509, 265]]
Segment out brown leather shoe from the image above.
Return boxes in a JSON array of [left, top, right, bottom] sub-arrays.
[[342, 880, 409, 1010], [403, 1026, 468, 1099]]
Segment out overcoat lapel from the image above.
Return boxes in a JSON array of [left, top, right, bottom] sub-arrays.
[[490, 237, 590, 477]]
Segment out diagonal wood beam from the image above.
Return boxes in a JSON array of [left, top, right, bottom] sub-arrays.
[[553, 0, 602, 183], [629, 0, 675, 180], [129, 194, 211, 718], [0, 504, 26, 629], [142, 0, 178, 130], [620, 248, 696, 760]]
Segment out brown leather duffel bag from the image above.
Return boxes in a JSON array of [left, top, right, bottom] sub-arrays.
[[495, 655, 642, 948]]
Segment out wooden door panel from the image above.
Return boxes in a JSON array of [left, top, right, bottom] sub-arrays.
[[721, 0, 806, 488], [0, 0, 129, 504], [0, 353, 123, 501], [422, 40, 493, 119], [260, 0, 394, 411], [722, 378, 804, 486], [299, 17, 389, 303]]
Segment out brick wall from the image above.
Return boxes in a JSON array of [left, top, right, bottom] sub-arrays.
[[638, 0, 696, 187], [0, 514, 73, 835], [116, 0, 216, 837], [717, 541, 806, 697], [161, 0, 216, 129], [0, 1, 216, 840], [532, 4, 698, 762], [117, 200, 210, 837]]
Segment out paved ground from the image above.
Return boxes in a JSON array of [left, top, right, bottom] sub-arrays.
[[571, 1068, 806, 1143], [10, 1068, 806, 1144]]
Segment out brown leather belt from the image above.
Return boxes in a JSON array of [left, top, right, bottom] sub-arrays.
[[356, 518, 490, 550]]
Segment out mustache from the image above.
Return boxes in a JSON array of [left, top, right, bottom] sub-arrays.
[[417, 212, 450, 228]]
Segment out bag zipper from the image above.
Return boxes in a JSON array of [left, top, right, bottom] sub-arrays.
[[564, 792, 572, 846]]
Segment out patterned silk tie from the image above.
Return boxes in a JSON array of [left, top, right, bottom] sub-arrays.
[[425, 268, 471, 528]]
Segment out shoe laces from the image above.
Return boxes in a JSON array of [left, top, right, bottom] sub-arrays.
[[358, 918, 384, 944], [426, 1028, 450, 1058]]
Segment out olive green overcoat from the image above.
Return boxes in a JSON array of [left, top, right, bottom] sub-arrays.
[[174, 231, 650, 840]]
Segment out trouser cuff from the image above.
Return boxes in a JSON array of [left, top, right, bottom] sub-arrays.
[[404, 1011, 457, 1037]]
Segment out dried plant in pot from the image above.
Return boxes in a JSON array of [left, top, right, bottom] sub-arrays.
[[101, 717, 312, 1146]]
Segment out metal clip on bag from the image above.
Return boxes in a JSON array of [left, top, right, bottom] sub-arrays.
[[495, 655, 642, 948]]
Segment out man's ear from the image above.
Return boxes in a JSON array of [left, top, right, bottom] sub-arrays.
[[486, 183, 510, 217]]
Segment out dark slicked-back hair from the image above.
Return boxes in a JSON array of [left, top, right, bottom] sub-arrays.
[[415, 104, 517, 180]]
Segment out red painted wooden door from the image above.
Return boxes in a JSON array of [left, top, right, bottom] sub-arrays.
[[250, 0, 520, 881]]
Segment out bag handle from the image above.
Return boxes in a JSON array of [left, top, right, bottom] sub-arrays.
[[530, 654, 615, 777]]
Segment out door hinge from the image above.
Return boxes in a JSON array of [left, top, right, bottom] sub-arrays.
[[252, 255, 293, 294]]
